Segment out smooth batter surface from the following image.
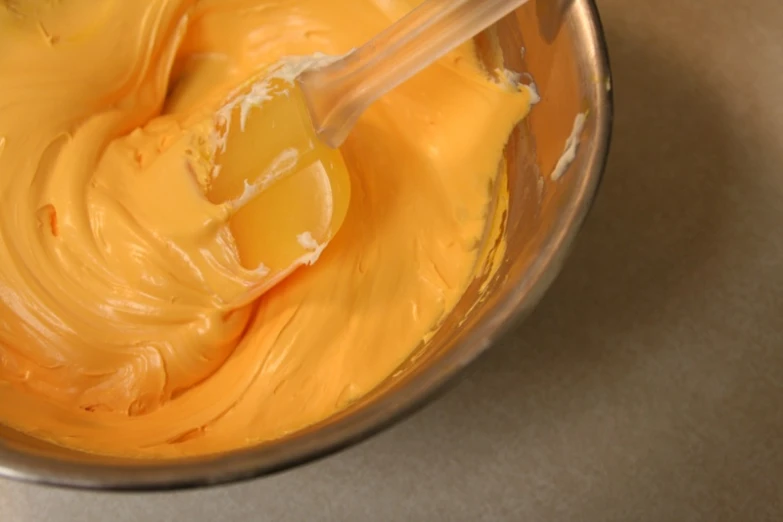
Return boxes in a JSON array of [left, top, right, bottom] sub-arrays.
[[0, 0, 533, 458]]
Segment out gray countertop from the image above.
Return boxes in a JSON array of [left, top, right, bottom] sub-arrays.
[[2, 0, 783, 520]]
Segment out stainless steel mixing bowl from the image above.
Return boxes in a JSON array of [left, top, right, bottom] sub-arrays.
[[0, 0, 612, 490]]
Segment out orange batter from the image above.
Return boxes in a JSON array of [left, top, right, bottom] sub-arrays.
[[0, 0, 533, 457]]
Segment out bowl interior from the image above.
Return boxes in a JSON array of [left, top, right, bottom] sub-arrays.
[[0, 0, 611, 490]]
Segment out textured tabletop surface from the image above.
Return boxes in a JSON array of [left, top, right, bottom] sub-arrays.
[[2, 0, 783, 520]]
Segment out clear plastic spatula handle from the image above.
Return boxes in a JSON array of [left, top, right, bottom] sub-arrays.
[[297, 0, 532, 148]]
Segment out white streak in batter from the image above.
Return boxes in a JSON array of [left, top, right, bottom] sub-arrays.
[[295, 231, 327, 266], [551, 112, 587, 181]]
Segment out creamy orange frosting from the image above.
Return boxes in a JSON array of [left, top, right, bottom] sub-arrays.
[[0, 0, 533, 458]]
